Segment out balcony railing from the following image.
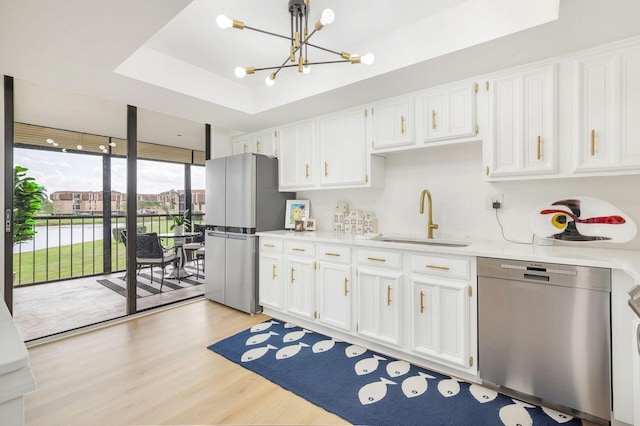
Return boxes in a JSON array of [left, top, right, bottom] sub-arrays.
[[12, 213, 205, 286]]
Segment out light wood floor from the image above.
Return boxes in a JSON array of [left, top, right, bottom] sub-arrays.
[[25, 299, 346, 425]]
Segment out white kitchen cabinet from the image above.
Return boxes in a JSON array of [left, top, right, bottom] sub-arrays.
[[318, 108, 367, 187], [485, 64, 557, 178], [258, 239, 284, 310], [573, 44, 640, 173], [371, 96, 415, 150], [278, 121, 316, 190], [283, 241, 316, 321], [252, 129, 278, 157], [356, 248, 404, 348], [231, 134, 251, 155], [409, 253, 474, 369], [316, 245, 352, 332], [424, 82, 477, 143]]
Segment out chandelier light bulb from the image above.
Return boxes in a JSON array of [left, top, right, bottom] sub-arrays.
[[320, 9, 335, 26], [216, 15, 233, 29], [265, 74, 276, 87], [303, 65, 311, 74], [234, 67, 247, 78], [361, 53, 375, 65]]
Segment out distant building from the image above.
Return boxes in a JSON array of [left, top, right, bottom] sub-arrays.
[[49, 189, 205, 216]]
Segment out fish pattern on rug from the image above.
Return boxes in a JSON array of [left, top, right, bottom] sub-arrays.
[[97, 265, 204, 297], [209, 320, 581, 426]]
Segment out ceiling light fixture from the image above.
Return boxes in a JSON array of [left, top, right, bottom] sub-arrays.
[[217, 0, 374, 86]]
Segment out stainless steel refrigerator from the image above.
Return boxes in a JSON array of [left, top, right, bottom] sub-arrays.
[[204, 153, 294, 314]]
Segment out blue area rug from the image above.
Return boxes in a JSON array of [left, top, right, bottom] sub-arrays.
[[208, 320, 581, 426]]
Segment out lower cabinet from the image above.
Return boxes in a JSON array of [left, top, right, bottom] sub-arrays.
[[357, 266, 403, 347], [258, 236, 478, 377]]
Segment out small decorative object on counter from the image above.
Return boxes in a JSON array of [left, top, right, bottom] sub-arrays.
[[345, 210, 364, 235], [305, 218, 316, 231], [363, 211, 378, 234], [530, 196, 637, 243], [294, 220, 305, 232], [285, 200, 310, 229], [333, 201, 349, 233]]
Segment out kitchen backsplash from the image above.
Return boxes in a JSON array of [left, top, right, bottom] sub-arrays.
[[297, 143, 640, 250]]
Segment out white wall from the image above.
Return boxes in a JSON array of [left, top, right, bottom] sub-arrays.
[[299, 142, 640, 249]]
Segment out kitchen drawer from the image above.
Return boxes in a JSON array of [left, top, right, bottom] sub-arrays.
[[260, 238, 283, 252], [317, 244, 351, 264], [411, 254, 471, 280], [357, 249, 402, 269], [285, 241, 316, 257]]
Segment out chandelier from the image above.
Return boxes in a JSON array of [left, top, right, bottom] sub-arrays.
[[216, 0, 374, 86]]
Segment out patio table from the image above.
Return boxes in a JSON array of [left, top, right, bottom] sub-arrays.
[[158, 232, 201, 279]]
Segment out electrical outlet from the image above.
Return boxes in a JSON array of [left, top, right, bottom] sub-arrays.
[[485, 194, 504, 210]]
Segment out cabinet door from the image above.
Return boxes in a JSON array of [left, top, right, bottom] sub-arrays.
[[278, 122, 315, 189], [317, 261, 352, 331], [424, 83, 476, 143], [411, 275, 470, 368], [319, 109, 367, 186], [357, 266, 403, 347], [232, 135, 251, 155], [372, 98, 414, 149], [285, 257, 315, 320], [573, 55, 616, 171], [252, 131, 275, 156], [487, 64, 556, 177], [619, 48, 640, 168], [259, 252, 283, 310]]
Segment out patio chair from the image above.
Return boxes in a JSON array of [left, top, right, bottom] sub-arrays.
[[184, 224, 205, 263], [135, 233, 179, 292], [194, 246, 205, 279]]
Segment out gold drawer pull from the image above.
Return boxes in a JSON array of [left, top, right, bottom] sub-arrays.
[[290, 267, 295, 283], [401, 115, 406, 135], [590, 129, 596, 156], [325, 252, 341, 257], [344, 277, 349, 296], [368, 257, 386, 262], [324, 161, 329, 177], [537, 135, 542, 160], [243, 143, 248, 153], [305, 163, 309, 178], [420, 291, 425, 314], [387, 285, 392, 305], [426, 264, 450, 271], [292, 248, 306, 252], [432, 109, 437, 129], [263, 244, 275, 248], [272, 264, 277, 280], [256, 140, 261, 153]]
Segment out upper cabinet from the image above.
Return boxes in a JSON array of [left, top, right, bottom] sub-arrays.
[[572, 44, 640, 173], [231, 129, 278, 157], [424, 82, 478, 143], [484, 63, 557, 178], [371, 96, 415, 150], [319, 108, 368, 187], [231, 134, 251, 155], [278, 121, 316, 190]]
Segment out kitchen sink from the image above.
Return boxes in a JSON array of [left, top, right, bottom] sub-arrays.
[[374, 236, 469, 247]]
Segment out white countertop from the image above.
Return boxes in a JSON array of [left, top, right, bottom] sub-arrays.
[[257, 230, 640, 282], [0, 301, 36, 404]]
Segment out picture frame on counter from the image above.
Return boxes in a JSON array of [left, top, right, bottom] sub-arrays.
[[305, 218, 316, 231], [294, 220, 305, 232], [285, 199, 310, 229]]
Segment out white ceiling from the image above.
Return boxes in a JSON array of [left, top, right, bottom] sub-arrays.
[[2, 0, 640, 150]]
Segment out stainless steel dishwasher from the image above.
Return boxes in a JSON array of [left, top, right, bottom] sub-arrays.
[[477, 257, 611, 421]]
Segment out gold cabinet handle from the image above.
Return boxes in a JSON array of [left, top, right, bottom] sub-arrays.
[[263, 244, 275, 248], [590, 129, 596, 156], [243, 143, 248, 153], [432, 109, 437, 129], [485, 166, 490, 176], [305, 163, 309, 179], [256, 140, 261, 153], [401, 115, 406, 135], [292, 248, 306, 252], [367, 257, 386, 262], [324, 161, 329, 177], [420, 290, 425, 314], [272, 264, 277, 280], [290, 267, 295, 284], [325, 252, 341, 257], [537, 136, 542, 160], [344, 277, 349, 296], [387, 285, 392, 306], [426, 264, 450, 271]]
